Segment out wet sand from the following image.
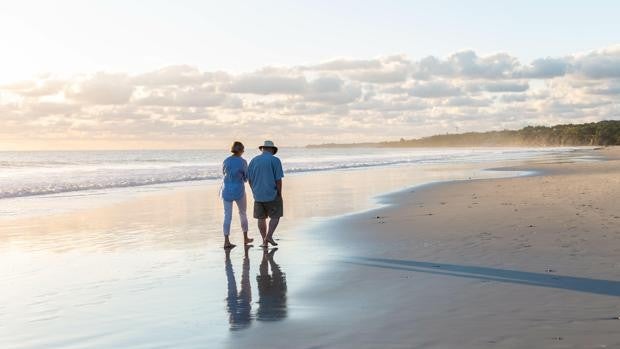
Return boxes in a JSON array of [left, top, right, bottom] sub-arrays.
[[230, 147, 620, 348]]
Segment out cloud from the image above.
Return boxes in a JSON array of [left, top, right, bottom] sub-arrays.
[[26, 102, 82, 116], [477, 81, 529, 93], [308, 76, 343, 93], [499, 93, 528, 103], [448, 51, 518, 79], [304, 56, 410, 84], [304, 58, 382, 71], [444, 96, 491, 107], [408, 81, 462, 98], [132, 65, 215, 86], [520, 58, 568, 78], [226, 73, 307, 94], [65, 73, 134, 104], [135, 86, 242, 108], [412, 51, 518, 79], [586, 80, 620, 95], [347, 67, 409, 84], [1, 78, 65, 97], [304, 77, 362, 104], [572, 45, 620, 79], [2, 44, 620, 147]]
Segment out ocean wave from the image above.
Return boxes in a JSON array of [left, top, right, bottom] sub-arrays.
[[0, 173, 224, 199], [0, 159, 423, 199], [0, 147, 587, 200]]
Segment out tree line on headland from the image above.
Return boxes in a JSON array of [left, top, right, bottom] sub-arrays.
[[307, 120, 620, 148]]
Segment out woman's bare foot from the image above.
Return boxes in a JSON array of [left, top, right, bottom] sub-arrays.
[[260, 240, 269, 248], [244, 234, 254, 245], [267, 237, 278, 246]]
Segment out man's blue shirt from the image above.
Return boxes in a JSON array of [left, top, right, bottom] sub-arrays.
[[248, 152, 284, 202]]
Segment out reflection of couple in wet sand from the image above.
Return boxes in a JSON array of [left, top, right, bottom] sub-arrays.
[[225, 246, 287, 330]]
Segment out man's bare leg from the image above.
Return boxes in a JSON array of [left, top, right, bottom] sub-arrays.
[[266, 218, 280, 246], [258, 218, 267, 246]]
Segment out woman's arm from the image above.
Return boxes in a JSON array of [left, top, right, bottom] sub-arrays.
[[242, 159, 248, 182]]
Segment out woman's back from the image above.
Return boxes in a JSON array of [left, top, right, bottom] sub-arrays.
[[222, 155, 247, 201]]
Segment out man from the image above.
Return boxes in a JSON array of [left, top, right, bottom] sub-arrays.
[[248, 140, 284, 248]]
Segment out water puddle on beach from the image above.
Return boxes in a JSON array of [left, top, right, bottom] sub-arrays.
[[0, 150, 599, 348]]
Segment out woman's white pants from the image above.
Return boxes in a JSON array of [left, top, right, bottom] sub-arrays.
[[223, 194, 249, 237]]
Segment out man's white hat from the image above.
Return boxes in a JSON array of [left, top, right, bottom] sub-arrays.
[[259, 140, 278, 154]]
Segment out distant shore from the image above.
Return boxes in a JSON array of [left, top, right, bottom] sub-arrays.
[[231, 147, 620, 348], [307, 120, 620, 148]]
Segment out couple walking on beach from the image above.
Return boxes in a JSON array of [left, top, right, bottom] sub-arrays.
[[221, 140, 284, 249]]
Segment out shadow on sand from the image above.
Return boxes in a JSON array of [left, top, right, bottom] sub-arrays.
[[347, 257, 620, 297]]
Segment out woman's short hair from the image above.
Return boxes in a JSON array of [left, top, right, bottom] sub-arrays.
[[230, 141, 244, 154]]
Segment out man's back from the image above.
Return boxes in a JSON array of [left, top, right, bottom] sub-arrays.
[[248, 152, 284, 202]]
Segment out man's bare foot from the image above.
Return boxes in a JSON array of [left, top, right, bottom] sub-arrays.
[[244, 237, 254, 245], [260, 240, 269, 248], [267, 238, 278, 246], [224, 243, 236, 249]]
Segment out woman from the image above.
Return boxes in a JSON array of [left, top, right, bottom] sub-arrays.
[[221, 141, 253, 249]]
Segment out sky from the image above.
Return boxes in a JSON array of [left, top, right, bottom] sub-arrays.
[[0, 0, 619, 150]]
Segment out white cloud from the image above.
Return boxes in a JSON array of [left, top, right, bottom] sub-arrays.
[[448, 51, 518, 79], [476, 81, 529, 93], [587, 81, 620, 95], [445, 96, 491, 107], [412, 51, 518, 79], [1, 78, 66, 97], [304, 77, 362, 104], [408, 81, 462, 98], [303, 58, 382, 71], [2, 44, 619, 147], [132, 65, 215, 86], [572, 45, 620, 79], [226, 72, 307, 94], [65, 73, 134, 105], [520, 58, 568, 78], [347, 67, 409, 84]]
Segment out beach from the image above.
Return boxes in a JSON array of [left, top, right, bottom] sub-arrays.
[[1, 147, 617, 348], [230, 147, 620, 348]]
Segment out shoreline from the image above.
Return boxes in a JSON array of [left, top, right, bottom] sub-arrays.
[[229, 147, 620, 348]]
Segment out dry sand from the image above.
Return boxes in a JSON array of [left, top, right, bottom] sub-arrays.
[[231, 147, 620, 349]]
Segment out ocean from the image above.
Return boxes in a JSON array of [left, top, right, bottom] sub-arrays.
[[0, 147, 594, 200]]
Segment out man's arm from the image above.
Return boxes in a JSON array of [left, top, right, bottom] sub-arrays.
[[247, 160, 253, 188], [274, 157, 284, 197], [276, 179, 282, 197]]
